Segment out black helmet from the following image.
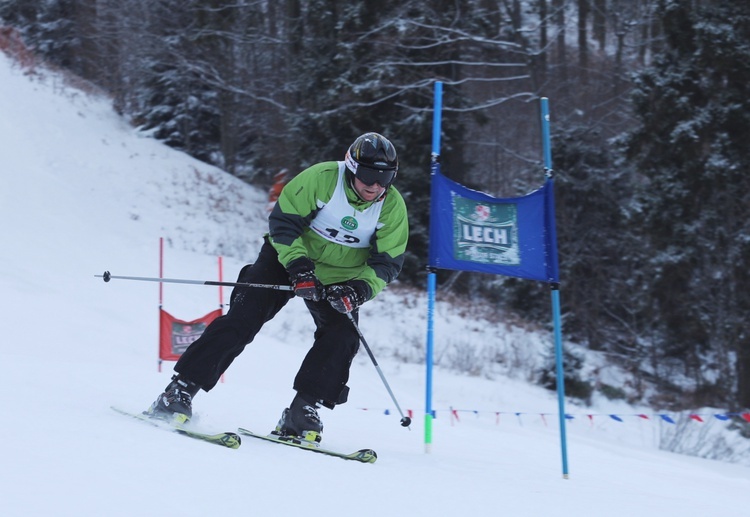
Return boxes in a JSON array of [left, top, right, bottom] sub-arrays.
[[344, 132, 398, 189]]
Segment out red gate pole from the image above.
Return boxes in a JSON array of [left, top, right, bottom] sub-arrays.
[[218, 255, 225, 383], [218, 256, 224, 312], [158, 237, 164, 372]]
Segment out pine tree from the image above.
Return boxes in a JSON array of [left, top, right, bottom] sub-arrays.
[[0, 0, 77, 69], [133, 2, 221, 165], [626, 0, 750, 407]]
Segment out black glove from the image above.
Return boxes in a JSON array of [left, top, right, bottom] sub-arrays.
[[286, 257, 325, 301], [326, 280, 372, 314]]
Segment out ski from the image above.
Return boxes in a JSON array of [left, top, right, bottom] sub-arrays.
[[111, 406, 241, 449], [237, 427, 376, 463]]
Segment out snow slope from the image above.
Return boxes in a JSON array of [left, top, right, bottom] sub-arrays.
[[1, 53, 749, 517]]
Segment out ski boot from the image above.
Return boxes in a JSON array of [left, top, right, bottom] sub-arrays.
[[272, 393, 324, 445], [146, 374, 200, 424]]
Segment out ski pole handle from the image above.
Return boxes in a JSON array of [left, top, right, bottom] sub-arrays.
[[96, 271, 293, 291]]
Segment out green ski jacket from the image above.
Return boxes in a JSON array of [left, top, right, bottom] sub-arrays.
[[268, 161, 409, 298]]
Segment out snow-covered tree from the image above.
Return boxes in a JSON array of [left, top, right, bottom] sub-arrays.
[[626, 0, 750, 407]]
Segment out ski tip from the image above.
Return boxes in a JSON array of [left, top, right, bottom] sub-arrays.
[[222, 433, 242, 449], [354, 449, 378, 463]]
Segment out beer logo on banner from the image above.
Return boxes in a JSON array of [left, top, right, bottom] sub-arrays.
[[171, 322, 209, 354], [453, 197, 520, 265]]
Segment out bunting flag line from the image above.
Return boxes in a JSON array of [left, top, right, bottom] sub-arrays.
[[356, 407, 750, 426]]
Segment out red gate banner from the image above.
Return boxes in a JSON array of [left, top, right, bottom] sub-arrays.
[[159, 309, 222, 362]]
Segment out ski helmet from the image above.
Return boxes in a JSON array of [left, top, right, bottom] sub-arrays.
[[344, 133, 399, 190]]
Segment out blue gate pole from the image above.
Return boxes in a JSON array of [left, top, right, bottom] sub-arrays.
[[425, 80, 442, 453], [541, 97, 569, 479]]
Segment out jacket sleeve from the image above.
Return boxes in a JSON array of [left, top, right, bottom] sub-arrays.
[[268, 163, 336, 268]]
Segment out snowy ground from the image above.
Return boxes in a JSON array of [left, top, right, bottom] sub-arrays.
[[2, 52, 750, 517]]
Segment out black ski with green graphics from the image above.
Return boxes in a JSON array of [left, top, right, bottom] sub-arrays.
[[237, 427, 376, 463], [111, 406, 241, 449]]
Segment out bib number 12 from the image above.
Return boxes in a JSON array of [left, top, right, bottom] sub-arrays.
[[325, 228, 360, 245]]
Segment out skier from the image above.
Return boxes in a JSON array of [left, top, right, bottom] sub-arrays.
[[147, 133, 409, 445]]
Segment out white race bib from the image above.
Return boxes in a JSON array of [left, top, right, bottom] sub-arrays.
[[309, 162, 384, 248]]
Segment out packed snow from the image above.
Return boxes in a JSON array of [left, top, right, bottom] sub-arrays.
[[1, 52, 749, 517]]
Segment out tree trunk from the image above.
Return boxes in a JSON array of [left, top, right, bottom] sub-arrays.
[[553, 0, 567, 84], [578, 0, 589, 83], [737, 342, 750, 408], [593, 0, 606, 50]]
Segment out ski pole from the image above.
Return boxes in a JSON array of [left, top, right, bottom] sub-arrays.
[[95, 270, 293, 291], [346, 312, 412, 429]]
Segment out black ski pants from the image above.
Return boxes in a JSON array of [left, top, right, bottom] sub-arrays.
[[174, 238, 360, 408]]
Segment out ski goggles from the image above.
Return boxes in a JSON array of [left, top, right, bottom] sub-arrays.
[[345, 153, 397, 187]]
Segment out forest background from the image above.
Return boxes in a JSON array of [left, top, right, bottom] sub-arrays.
[[2, 0, 749, 414]]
